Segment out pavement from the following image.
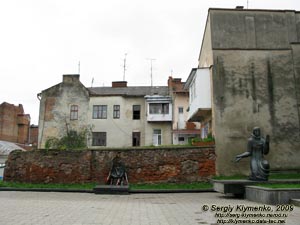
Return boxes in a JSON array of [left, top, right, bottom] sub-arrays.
[[0, 191, 300, 225]]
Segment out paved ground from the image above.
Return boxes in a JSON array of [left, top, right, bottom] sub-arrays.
[[0, 191, 299, 225]]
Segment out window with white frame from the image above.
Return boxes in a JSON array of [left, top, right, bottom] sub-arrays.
[[93, 105, 107, 119], [153, 129, 162, 146], [149, 103, 169, 114], [113, 105, 120, 119], [70, 105, 78, 120]]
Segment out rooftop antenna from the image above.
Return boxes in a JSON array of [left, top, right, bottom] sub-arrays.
[[91, 77, 94, 88], [123, 53, 127, 81], [147, 58, 156, 86], [78, 61, 80, 75]]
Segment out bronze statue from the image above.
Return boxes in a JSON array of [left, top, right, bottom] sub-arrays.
[[106, 153, 128, 185], [235, 127, 270, 181]]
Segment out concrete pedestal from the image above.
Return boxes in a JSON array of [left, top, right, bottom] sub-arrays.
[[93, 185, 129, 194]]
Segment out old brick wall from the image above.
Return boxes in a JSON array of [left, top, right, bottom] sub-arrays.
[[0, 102, 30, 144], [4, 147, 215, 184]]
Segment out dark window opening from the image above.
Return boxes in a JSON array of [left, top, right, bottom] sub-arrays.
[[132, 132, 141, 146], [178, 137, 185, 142], [133, 105, 141, 120], [92, 132, 106, 146]]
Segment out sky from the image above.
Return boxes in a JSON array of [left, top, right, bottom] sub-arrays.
[[0, 0, 299, 125]]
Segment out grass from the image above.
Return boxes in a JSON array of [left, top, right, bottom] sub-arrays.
[[0, 181, 97, 190], [256, 183, 300, 189], [0, 180, 212, 190], [212, 173, 300, 180]]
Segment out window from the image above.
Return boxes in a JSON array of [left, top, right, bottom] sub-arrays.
[[93, 105, 107, 119], [70, 105, 78, 120], [133, 105, 141, 120], [149, 103, 169, 114], [132, 132, 141, 146], [153, 129, 162, 146], [190, 82, 196, 101], [92, 132, 106, 146], [113, 105, 120, 119], [178, 137, 185, 142], [178, 107, 184, 114]]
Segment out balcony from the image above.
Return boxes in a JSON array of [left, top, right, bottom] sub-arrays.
[[145, 96, 172, 122], [185, 68, 211, 122]]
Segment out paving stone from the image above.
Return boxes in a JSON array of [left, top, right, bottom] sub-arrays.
[[0, 191, 300, 225]]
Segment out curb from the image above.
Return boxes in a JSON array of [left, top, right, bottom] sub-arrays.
[[0, 187, 215, 194], [130, 188, 215, 193], [0, 187, 94, 193]]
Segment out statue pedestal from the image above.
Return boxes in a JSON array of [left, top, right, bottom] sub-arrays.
[[93, 185, 129, 194], [212, 179, 266, 197], [212, 179, 300, 198]]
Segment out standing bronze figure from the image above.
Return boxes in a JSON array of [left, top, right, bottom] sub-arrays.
[[235, 127, 270, 181]]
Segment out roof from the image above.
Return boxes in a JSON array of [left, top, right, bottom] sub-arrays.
[[88, 86, 169, 97], [0, 141, 25, 156], [184, 68, 197, 90], [208, 8, 298, 13]]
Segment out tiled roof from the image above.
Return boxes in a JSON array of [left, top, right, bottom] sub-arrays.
[[88, 86, 169, 97], [0, 141, 25, 155]]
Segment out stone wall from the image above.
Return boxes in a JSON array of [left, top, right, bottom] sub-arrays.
[[4, 147, 215, 184]]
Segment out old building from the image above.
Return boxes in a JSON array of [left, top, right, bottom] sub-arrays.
[[189, 8, 300, 175], [0, 102, 31, 144], [168, 76, 201, 144], [38, 75, 173, 148]]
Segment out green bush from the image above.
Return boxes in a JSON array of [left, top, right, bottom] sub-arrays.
[[45, 130, 87, 150]]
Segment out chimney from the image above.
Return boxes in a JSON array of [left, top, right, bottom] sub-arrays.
[[168, 76, 183, 91], [112, 81, 127, 88], [63, 74, 80, 83]]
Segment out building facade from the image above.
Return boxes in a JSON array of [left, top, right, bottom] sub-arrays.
[[190, 8, 300, 175], [38, 75, 173, 148], [0, 102, 30, 144], [168, 77, 201, 144]]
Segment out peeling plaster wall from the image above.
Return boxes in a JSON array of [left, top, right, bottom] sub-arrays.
[[38, 76, 89, 148], [199, 9, 300, 175], [212, 50, 300, 175]]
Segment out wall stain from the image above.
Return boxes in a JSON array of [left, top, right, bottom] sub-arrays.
[[267, 60, 275, 125], [250, 62, 257, 113]]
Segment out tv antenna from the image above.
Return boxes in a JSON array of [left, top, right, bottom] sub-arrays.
[[91, 77, 94, 88], [123, 53, 127, 81], [147, 58, 156, 86], [78, 61, 80, 75]]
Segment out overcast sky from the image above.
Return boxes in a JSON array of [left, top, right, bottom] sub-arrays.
[[0, 0, 299, 125]]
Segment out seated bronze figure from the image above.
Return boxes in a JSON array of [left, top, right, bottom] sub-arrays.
[[235, 127, 270, 181], [106, 154, 128, 185]]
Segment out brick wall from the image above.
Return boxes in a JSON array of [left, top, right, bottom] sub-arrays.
[[4, 147, 215, 184], [0, 102, 30, 143]]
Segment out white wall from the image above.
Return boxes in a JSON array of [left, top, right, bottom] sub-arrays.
[[189, 68, 211, 119]]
